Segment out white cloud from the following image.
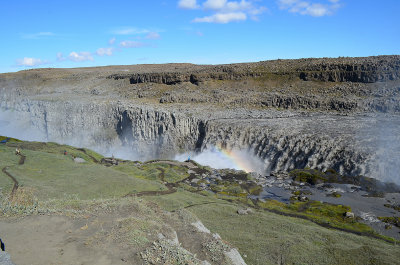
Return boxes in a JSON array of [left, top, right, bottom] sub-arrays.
[[120, 40, 147, 48], [203, 0, 227, 9], [96, 47, 114, 56], [178, 0, 200, 9], [112, 27, 149, 35], [182, 0, 266, 23], [16, 57, 47, 66], [278, 0, 341, 17], [109, 37, 116, 45], [193, 12, 247, 23], [304, 3, 330, 16], [21, 32, 55, 39], [68, 51, 94, 62], [145, 32, 161, 40]]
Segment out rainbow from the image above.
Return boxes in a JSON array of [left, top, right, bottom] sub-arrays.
[[214, 144, 254, 173]]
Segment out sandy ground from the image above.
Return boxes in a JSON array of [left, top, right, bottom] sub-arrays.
[[0, 214, 134, 265], [0, 199, 231, 265]]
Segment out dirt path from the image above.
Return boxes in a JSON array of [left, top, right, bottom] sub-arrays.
[[0, 197, 230, 265], [1, 153, 25, 198], [125, 163, 202, 198], [145, 159, 198, 169], [0, 210, 145, 265], [1, 167, 18, 198], [77, 148, 99, 163], [125, 168, 177, 197]]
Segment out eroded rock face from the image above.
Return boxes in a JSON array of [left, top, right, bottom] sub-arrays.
[[108, 55, 400, 85], [2, 96, 397, 180], [1, 56, 399, 182]]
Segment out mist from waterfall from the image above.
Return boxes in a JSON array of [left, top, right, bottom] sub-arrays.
[[0, 108, 140, 161], [0, 108, 269, 174], [175, 147, 269, 175], [357, 114, 400, 184], [1, 107, 400, 184], [0, 109, 47, 142]]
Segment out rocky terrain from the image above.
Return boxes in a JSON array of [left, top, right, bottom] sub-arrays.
[[1, 56, 400, 264], [1, 55, 400, 183], [1, 138, 399, 265]]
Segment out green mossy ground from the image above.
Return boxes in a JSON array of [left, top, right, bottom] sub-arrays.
[[0, 141, 164, 200], [1, 137, 400, 265], [0, 136, 22, 143], [254, 199, 388, 239]]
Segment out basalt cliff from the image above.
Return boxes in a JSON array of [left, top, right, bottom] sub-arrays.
[[1, 55, 400, 182]]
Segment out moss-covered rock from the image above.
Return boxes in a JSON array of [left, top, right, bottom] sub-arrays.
[[327, 192, 342, 198], [378, 217, 400, 228], [290, 169, 327, 185], [384, 204, 400, 212], [289, 168, 400, 194]]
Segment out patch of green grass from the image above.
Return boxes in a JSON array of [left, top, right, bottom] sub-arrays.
[[5, 140, 104, 163], [256, 199, 394, 242], [245, 183, 263, 196], [0, 136, 22, 143], [114, 162, 189, 183], [114, 162, 160, 181], [188, 203, 400, 265], [219, 183, 247, 197], [0, 145, 165, 200], [166, 165, 189, 182]]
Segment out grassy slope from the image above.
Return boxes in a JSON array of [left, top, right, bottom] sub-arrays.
[[1, 139, 399, 265], [0, 143, 164, 200], [189, 203, 400, 265], [147, 191, 400, 265]]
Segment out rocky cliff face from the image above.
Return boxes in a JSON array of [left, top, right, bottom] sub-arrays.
[[107, 55, 400, 85], [1, 96, 393, 180], [1, 56, 399, 182]]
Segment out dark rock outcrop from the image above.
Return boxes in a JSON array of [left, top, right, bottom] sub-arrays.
[[107, 55, 400, 85]]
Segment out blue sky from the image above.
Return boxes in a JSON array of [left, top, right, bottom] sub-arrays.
[[0, 0, 399, 73]]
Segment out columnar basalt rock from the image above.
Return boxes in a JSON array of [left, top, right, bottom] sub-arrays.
[[0, 96, 385, 177], [0, 56, 399, 181]]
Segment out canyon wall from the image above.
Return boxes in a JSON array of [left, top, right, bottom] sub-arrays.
[[0, 96, 381, 178], [1, 56, 400, 182]]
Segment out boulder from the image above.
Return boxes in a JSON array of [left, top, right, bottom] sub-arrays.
[[224, 248, 247, 265], [74, 157, 86, 163], [345, 212, 355, 218], [237, 208, 254, 215], [0, 252, 15, 265]]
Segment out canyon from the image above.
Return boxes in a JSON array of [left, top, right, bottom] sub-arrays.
[[1, 55, 400, 183]]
